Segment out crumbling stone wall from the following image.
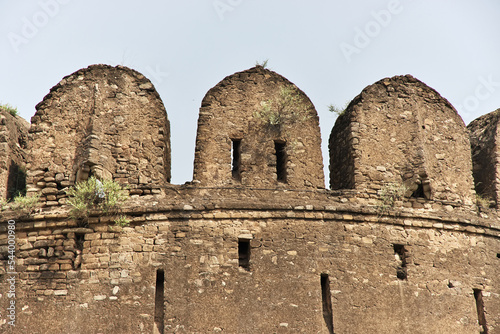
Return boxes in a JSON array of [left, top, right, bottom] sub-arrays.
[[193, 66, 324, 189], [468, 109, 500, 207], [1, 66, 500, 334], [0, 108, 29, 200], [330, 75, 475, 206], [0, 189, 499, 334], [27, 65, 171, 206]]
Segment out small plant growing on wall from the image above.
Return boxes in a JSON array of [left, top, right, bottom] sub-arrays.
[[377, 182, 408, 214], [0, 103, 19, 116], [254, 85, 311, 131], [328, 101, 350, 117], [12, 193, 41, 214], [475, 194, 492, 209], [0, 198, 9, 211], [66, 176, 128, 226], [255, 59, 269, 68], [114, 215, 131, 227]]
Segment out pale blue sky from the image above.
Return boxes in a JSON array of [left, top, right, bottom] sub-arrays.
[[2, 0, 500, 185]]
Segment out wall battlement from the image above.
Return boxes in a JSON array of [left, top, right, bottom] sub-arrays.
[[0, 65, 499, 333]]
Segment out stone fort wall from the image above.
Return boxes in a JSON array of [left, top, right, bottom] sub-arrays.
[[0, 65, 499, 334], [0, 107, 29, 201]]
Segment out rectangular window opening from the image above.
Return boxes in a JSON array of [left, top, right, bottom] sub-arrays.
[[274, 141, 287, 183], [72, 233, 85, 270], [6, 161, 26, 200], [154, 269, 165, 334], [75, 233, 85, 251], [410, 183, 425, 198], [321, 274, 335, 334], [231, 139, 242, 181], [393, 244, 408, 280], [411, 177, 431, 199], [474, 289, 488, 334], [496, 253, 500, 259], [238, 239, 250, 270]]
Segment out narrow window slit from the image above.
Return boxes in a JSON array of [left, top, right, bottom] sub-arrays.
[[73, 233, 85, 270], [238, 239, 250, 270], [474, 289, 488, 334], [154, 269, 165, 334], [274, 141, 287, 182], [231, 139, 241, 181], [75, 233, 85, 251], [6, 161, 26, 200], [321, 274, 334, 334], [393, 244, 408, 280], [496, 253, 500, 259]]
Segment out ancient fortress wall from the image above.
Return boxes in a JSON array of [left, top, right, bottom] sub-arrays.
[[0, 108, 29, 200], [0, 65, 499, 334]]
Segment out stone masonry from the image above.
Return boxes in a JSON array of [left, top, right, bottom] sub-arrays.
[[26, 65, 171, 207], [329, 75, 475, 205], [193, 66, 324, 189], [468, 109, 500, 207], [0, 107, 29, 200], [0, 65, 499, 334]]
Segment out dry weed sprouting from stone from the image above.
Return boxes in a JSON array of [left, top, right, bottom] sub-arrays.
[[66, 176, 128, 223]]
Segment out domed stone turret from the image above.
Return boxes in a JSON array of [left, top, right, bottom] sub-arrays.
[[27, 64, 170, 205], [193, 66, 324, 189], [329, 75, 475, 205]]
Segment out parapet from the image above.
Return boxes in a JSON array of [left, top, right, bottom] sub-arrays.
[[26, 65, 171, 205], [329, 75, 475, 205], [1, 68, 500, 334], [0, 107, 29, 200], [193, 66, 324, 189], [468, 108, 500, 207]]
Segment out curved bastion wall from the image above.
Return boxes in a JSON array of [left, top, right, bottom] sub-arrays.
[[0, 65, 499, 334]]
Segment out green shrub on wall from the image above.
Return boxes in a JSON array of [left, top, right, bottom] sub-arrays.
[[12, 193, 41, 214], [0, 103, 18, 116], [66, 176, 128, 225], [255, 85, 311, 130]]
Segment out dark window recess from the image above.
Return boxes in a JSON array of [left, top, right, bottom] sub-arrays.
[[238, 239, 250, 270], [73, 233, 85, 270], [154, 269, 165, 334], [394, 244, 408, 280], [411, 183, 425, 198], [474, 289, 488, 334], [6, 162, 26, 200], [411, 177, 431, 199], [274, 141, 287, 182], [231, 139, 242, 181], [321, 274, 335, 334], [75, 233, 85, 252], [497, 253, 500, 259]]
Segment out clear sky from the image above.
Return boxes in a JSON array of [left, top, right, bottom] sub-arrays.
[[2, 0, 500, 186]]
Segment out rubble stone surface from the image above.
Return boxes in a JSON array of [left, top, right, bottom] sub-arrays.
[[0, 66, 499, 334]]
